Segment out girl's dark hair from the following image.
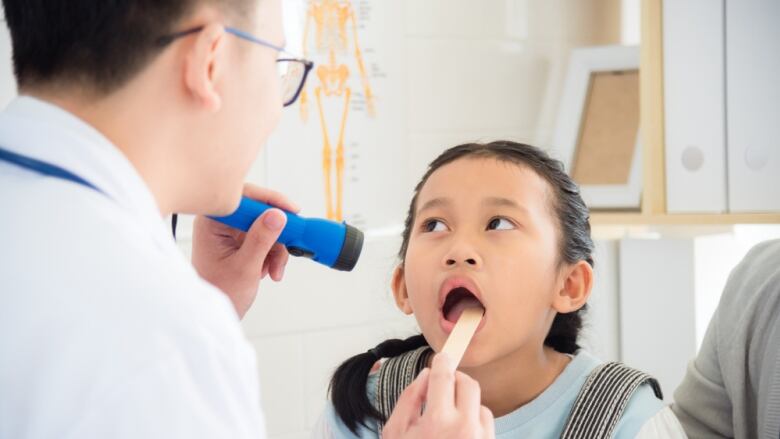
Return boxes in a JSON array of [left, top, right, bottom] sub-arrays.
[[329, 141, 594, 433]]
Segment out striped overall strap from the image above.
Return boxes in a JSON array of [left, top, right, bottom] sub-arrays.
[[561, 362, 664, 439], [375, 346, 433, 433]]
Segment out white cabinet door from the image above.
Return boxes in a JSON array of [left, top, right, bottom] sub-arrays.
[[619, 238, 697, 401], [726, 0, 780, 212], [664, 0, 727, 213]]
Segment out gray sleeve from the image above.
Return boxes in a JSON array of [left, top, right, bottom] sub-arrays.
[[671, 318, 734, 438], [672, 239, 780, 439]]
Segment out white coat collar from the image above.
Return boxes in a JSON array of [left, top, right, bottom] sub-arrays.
[[0, 95, 175, 250]]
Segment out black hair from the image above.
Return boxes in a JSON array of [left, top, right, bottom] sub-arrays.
[[329, 141, 595, 434], [1, 0, 248, 93], [329, 334, 428, 433]]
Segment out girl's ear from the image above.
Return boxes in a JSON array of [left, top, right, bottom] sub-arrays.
[[391, 265, 413, 315], [552, 260, 593, 314]]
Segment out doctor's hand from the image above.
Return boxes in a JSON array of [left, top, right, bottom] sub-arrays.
[[192, 185, 299, 318], [383, 353, 495, 439]]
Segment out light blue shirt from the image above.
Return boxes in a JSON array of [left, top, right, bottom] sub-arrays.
[[322, 351, 664, 438]]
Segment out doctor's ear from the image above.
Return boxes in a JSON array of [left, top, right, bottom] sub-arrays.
[[391, 266, 413, 315], [183, 23, 226, 112]]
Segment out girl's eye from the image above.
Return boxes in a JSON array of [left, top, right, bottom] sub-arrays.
[[423, 219, 448, 233], [487, 217, 515, 231]]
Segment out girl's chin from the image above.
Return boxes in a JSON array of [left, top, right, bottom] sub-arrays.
[[454, 350, 491, 370], [441, 340, 490, 369]]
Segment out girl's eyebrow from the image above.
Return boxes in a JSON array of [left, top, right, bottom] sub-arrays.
[[483, 196, 526, 213], [417, 196, 528, 215], [417, 197, 452, 215]]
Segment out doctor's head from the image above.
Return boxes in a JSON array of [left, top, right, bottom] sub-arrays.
[[1, 0, 285, 214]]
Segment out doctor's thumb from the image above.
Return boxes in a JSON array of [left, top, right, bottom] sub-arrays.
[[237, 208, 287, 266]]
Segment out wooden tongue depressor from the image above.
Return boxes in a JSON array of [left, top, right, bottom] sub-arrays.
[[440, 306, 485, 370]]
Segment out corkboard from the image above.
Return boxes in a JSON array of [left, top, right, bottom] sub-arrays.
[[572, 69, 639, 185]]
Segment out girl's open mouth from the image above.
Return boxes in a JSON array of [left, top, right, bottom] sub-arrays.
[[442, 287, 484, 323], [439, 280, 487, 335]]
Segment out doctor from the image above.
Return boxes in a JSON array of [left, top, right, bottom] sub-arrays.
[[0, 0, 494, 438]]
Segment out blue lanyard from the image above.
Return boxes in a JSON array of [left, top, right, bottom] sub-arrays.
[[0, 146, 105, 195], [0, 145, 179, 237]]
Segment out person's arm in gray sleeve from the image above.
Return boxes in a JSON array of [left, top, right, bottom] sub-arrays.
[[672, 306, 733, 438], [673, 239, 780, 439]]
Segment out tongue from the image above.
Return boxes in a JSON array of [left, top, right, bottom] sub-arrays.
[[445, 296, 484, 323]]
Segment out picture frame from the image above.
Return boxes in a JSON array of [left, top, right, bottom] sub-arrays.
[[553, 45, 642, 210]]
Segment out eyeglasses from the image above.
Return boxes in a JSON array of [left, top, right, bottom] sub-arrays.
[[157, 26, 314, 107]]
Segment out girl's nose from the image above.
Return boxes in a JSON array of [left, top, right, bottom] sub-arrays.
[[443, 242, 483, 268], [446, 257, 478, 266]]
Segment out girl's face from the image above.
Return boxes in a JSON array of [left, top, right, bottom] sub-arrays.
[[393, 157, 583, 368]]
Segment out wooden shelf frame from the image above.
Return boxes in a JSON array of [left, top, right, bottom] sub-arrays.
[[590, 0, 780, 226], [591, 212, 780, 225]]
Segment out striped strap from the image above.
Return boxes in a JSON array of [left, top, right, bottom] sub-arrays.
[[375, 346, 433, 432], [561, 362, 663, 439]]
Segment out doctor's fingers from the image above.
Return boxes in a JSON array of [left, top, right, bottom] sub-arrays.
[[242, 184, 301, 214], [382, 368, 431, 435], [263, 242, 289, 281], [480, 406, 495, 438], [237, 208, 287, 270], [424, 353, 456, 414], [455, 372, 481, 420]]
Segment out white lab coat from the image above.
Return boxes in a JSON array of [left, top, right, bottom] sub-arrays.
[[0, 97, 267, 438]]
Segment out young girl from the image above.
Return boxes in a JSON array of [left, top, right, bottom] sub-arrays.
[[316, 142, 686, 438]]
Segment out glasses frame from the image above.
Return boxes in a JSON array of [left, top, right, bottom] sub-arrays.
[[157, 26, 314, 107]]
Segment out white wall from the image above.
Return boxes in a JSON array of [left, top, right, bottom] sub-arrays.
[[403, 0, 622, 189]]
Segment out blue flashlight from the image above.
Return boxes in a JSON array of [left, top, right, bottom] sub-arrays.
[[210, 196, 364, 271]]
